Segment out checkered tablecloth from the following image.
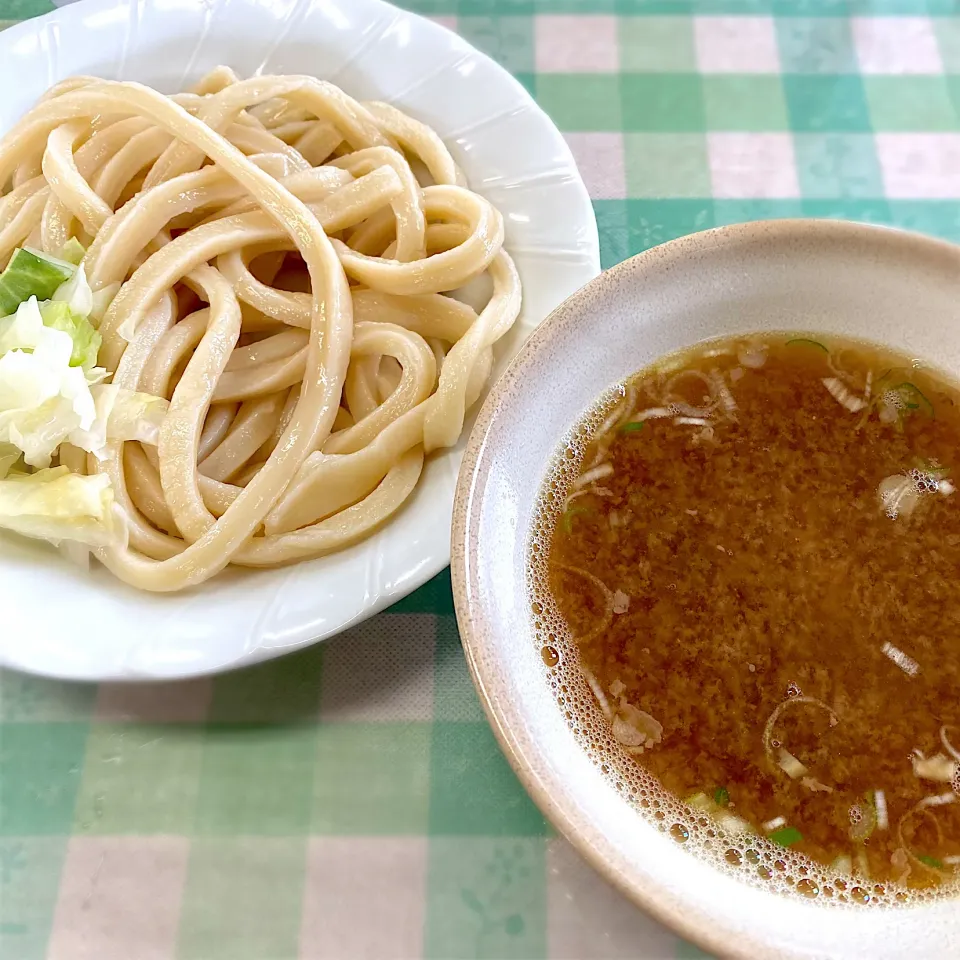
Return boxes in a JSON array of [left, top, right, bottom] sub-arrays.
[[2, 1, 959, 957]]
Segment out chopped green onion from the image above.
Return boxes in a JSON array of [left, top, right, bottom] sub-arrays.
[[912, 459, 950, 479], [619, 421, 645, 433], [0, 247, 76, 316], [713, 786, 730, 807], [785, 338, 828, 353], [894, 383, 934, 419], [918, 855, 944, 870], [769, 826, 803, 848], [561, 506, 590, 535]]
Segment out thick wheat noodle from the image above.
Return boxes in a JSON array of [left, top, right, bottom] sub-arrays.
[[43, 121, 114, 236], [123, 442, 177, 533], [0, 177, 45, 231], [144, 76, 385, 190], [39, 83, 351, 584], [330, 322, 438, 454], [198, 403, 241, 462], [379, 357, 404, 401], [0, 189, 47, 263], [352, 289, 476, 340], [39, 118, 155, 248], [197, 391, 288, 484], [266, 334, 496, 533], [329, 146, 425, 261], [85, 157, 322, 287], [85, 160, 375, 289], [218, 125, 311, 172], [257, 385, 301, 461], [201, 395, 283, 484], [226, 329, 309, 371], [346, 205, 395, 256], [93, 128, 173, 209], [139, 309, 209, 398], [202, 164, 352, 224], [113, 291, 179, 388], [362, 101, 463, 187], [345, 355, 382, 422], [293, 123, 343, 166], [0, 69, 521, 590], [265, 120, 316, 144], [213, 348, 308, 403], [142, 77, 305, 190], [97, 170, 493, 367], [92, 171, 408, 364]]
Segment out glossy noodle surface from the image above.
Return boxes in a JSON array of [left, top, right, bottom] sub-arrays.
[[0, 68, 520, 590]]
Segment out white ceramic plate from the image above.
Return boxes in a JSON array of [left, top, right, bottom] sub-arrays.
[[453, 221, 959, 960], [0, 0, 599, 680]]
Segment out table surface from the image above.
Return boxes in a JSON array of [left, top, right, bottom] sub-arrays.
[[4, 1, 960, 957]]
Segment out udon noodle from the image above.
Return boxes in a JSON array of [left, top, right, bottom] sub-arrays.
[[0, 68, 520, 591]]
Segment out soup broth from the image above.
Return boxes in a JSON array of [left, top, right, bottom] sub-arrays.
[[537, 334, 960, 897]]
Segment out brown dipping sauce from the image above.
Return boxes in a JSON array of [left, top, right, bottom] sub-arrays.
[[542, 334, 960, 889]]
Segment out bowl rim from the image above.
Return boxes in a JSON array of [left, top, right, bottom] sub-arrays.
[[450, 217, 960, 959]]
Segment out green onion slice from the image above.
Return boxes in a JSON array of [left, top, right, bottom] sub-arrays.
[[893, 382, 934, 419], [785, 338, 828, 353], [769, 826, 803, 848], [561, 506, 590, 535]]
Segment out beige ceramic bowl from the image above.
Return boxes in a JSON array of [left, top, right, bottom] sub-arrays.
[[451, 220, 960, 959]]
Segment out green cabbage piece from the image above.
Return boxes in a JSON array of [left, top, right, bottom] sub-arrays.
[[0, 248, 76, 316]]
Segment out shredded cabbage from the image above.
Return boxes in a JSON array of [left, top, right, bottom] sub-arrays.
[[0, 466, 125, 547], [57, 238, 86, 266], [100, 387, 169, 445], [37, 301, 101, 371], [0, 442, 20, 479], [0, 290, 168, 470], [48, 243, 117, 324], [71, 385, 170, 455], [90, 282, 120, 324], [52, 262, 94, 321], [0, 245, 168, 552], [0, 300, 98, 466]]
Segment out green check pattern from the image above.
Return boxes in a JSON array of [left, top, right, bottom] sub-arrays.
[[2, 0, 959, 957]]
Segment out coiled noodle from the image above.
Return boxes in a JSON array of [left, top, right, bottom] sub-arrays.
[[1, 69, 520, 591]]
